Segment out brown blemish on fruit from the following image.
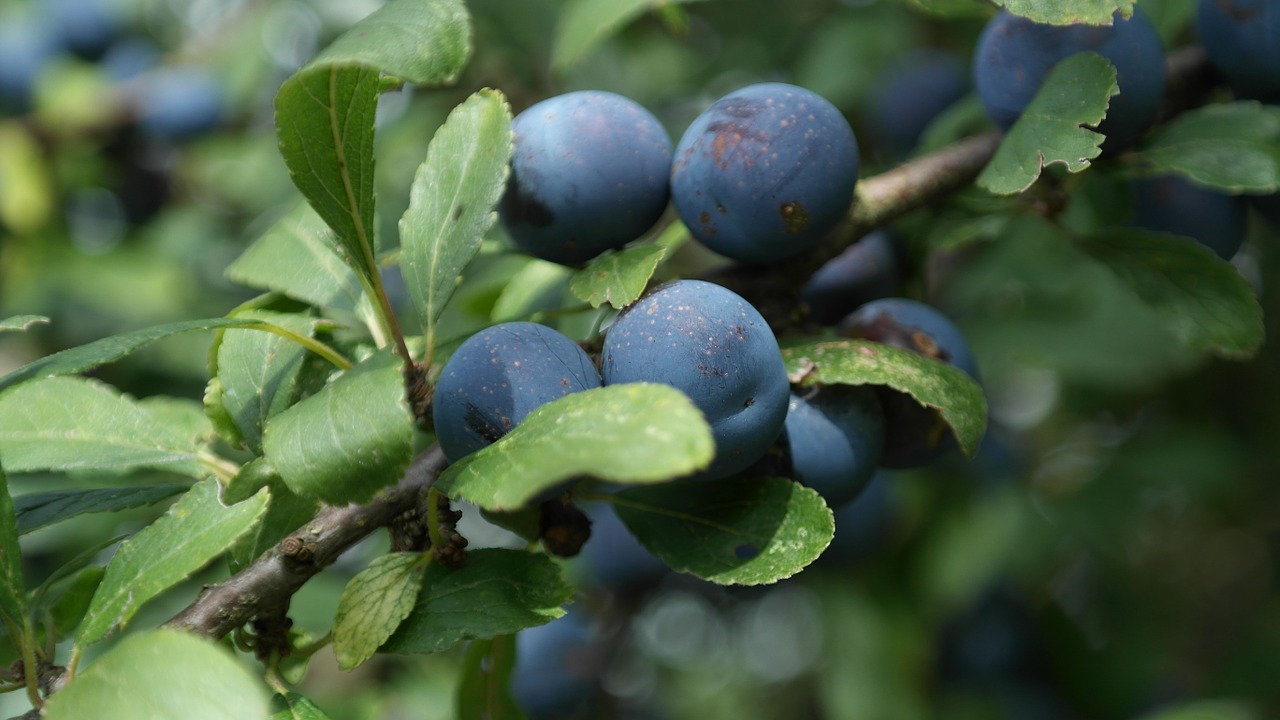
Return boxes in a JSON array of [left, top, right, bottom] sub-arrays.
[[780, 201, 810, 233]]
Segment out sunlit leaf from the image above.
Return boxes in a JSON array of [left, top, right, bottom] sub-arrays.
[[333, 553, 425, 670], [436, 384, 714, 511], [44, 629, 271, 720], [781, 340, 987, 458], [263, 349, 414, 505], [401, 90, 513, 358], [76, 480, 269, 646]]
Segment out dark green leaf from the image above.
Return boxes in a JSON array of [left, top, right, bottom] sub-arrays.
[[381, 548, 571, 655], [552, 0, 710, 71], [48, 566, 105, 642], [400, 89, 513, 358], [271, 693, 335, 720], [226, 203, 365, 310], [29, 535, 126, 614], [14, 484, 188, 535], [781, 340, 988, 458], [275, 65, 382, 283], [978, 52, 1118, 195], [0, 315, 48, 334], [0, 377, 207, 477], [569, 244, 667, 309], [1077, 228, 1264, 359], [215, 311, 319, 452], [76, 480, 270, 646], [0, 463, 25, 629], [436, 384, 715, 512], [0, 318, 263, 395], [993, 0, 1133, 24], [457, 636, 527, 720], [333, 553, 425, 670], [1134, 102, 1280, 192], [613, 476, 834, 586], [263, 349, 414, 505], [43, 629, 271, 720]]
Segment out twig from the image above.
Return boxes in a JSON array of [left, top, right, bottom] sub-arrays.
[[164, 446, 447, 639]]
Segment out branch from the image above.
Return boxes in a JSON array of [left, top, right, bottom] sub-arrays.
[[162, 47, 1220, 645], [164, 446, 448, 639], [704, 130, 1002, 326]]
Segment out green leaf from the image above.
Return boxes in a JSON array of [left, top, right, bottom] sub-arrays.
[[48, 566, 105, 642], [1076, 228, 1264, 359], [333, 553, 425, 670], [29, 535, 125, 614], [263, 349, 414, 505], [612, 476, 835, 586], [227, 477, 318, 574], [215, 311, 319, 452], [0, 315, 48, 334], [993, 0, 1134, 25], [226, 203, 365, 310], [308, 0, 471, 86], [0, 377, 207, 477], [0, 317, 264, 395], [139, 396, 215, 446], [457, 636, 527, 720], [436, 384, 715, 512], [552, 0, 710, 71], [271, 693, 335, 720], [490, 260, 572, 322], [14, 484, 188, 535], [0, 463, 26, 629], [569, 244, 667, 309], [275, 65, 382, 284], [978, 52, 1119, 195], [400, 89, 513, 357], [381, 548, 572, 655], [1134, 102, 1280, 193], [76, 480, 270, 646], [43, 629, 271, 720], [273, 0, 473, 294], [781, 340, 988, 458]]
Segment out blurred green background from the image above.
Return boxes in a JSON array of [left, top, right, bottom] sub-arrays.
[[2, 0, 1278, 718]]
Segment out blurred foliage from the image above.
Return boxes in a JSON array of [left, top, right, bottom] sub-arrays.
[[2, 0, 1279, 718]]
